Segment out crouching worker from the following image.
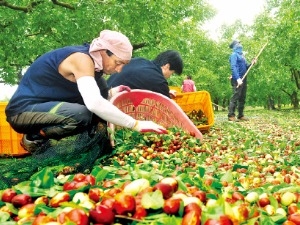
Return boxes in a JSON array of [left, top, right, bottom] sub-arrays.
[[5, 30, 166, 154]]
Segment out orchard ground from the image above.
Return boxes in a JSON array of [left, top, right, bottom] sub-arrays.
[[1, 108, 300, 224]]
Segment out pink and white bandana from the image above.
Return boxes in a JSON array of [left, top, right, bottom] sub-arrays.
[[89, 30, 133, 72]]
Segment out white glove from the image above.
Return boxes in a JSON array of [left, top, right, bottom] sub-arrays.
[[109, 85, 131, 98], [237, 78, 243, 86], [169, 90, 177, 98], [133, 120, 167, 134]]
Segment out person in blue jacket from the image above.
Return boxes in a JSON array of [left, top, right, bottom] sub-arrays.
[[107, 50, 183, 98], [5, 30, 166, 153], [228, 40, 257, 122]]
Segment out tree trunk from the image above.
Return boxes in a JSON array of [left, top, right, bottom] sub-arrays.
[[277, 96, 281, 109], [291, 68, 300, 89], [291, 91, 299, 109], [267, 96, 276, 110], [213, 98, 219, 111]]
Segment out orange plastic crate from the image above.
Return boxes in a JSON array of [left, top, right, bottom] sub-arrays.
[[109, 90, 203, 141], [169, 86, 182, 93], [0, 102, 28, 156], [172, 91, 214, 131]]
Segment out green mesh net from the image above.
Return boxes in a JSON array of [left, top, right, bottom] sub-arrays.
[[0, 123, 113, 189]]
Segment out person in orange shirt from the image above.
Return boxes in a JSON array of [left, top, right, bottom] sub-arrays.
[[181, 75, 196, 92]]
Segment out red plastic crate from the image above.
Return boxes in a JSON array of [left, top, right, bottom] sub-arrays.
[[109, 90, 203, 142], [0, 102, 28, 156]]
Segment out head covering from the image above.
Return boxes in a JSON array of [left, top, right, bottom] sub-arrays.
[[229, 40, 240, 49], [89, 30, 133, 72]]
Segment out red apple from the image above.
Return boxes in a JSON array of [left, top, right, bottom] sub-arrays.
[[133, 205, 147, 219], [32, 213, 56, 225], [88, 188, 103, 203], [1, 188, 17, 203], [85, 174, 96, 186], [184, 202, 202, 216], [102, 180, 116, 188], [89, 204, 115, 224], [58, 208, 89, 225], [113, 192, 136, 215], [204, 219, 220, 225], [73, 173, 86, 182], [74, 181, 89, 189], [63, 181, 77, 191], [258, 197, 270, 207], [153, 183, 174, 199], [163, 198, 182, 215], [160, 177, 178, 192], [219, 215, 233, 225], [18, 203, 35, 218], [182, 210, 201, 225], [105, 187, 122, 197], [289, 204, 299, 215], [11, 194, 33, 208], [288, 213, 300, 225], [49, 192, 70, 208], [34, 196, 49, 205], [100, 197, 115, 209], [192, 190, 207, 203], [232, 192, 244, 201]]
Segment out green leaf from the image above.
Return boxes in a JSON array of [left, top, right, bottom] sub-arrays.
[[260, 214, 276, 225], [141, 190, 164, 210], [270, 214, 286, 223], [30, 167, 55, 189], [232, 164, 248, 171], [177, 178, 188, 192], [0, 211, 10, 222], [136, 213, 182, 225], [34, 204, 57, 215], [6, 203, 18, 215], [0, 222, 17, 225], [220, 170, 233, 183], [94, 168, 110, 182], [198, 167, 205, 178]]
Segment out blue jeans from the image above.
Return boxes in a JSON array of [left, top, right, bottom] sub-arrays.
[[228, 79, 247, 118]]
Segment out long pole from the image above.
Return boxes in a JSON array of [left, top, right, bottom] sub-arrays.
[[237, 41, 268, 88]]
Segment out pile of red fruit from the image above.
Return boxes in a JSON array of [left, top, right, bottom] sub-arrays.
[[0, 173, 209, 225]]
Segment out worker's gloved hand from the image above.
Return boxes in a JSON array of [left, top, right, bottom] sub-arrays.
[[109, 85, 131, 97], [169, 90, 177, 98], [237, 78, 243, 86], [133, 120, 168, 134]]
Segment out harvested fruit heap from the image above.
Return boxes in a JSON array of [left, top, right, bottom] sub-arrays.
[[186, 110, 208, 126], [0, 110, 300, 225]]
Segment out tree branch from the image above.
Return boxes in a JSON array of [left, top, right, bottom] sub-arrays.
[[281, 88, 291, 97], [132, 42, 146, 50], [0, 0, 45, 12], [0, 0, 75, 12], [51, 0, 75, 10]]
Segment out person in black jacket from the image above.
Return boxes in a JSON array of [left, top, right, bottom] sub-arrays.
[[107, 50, 183, 98]]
